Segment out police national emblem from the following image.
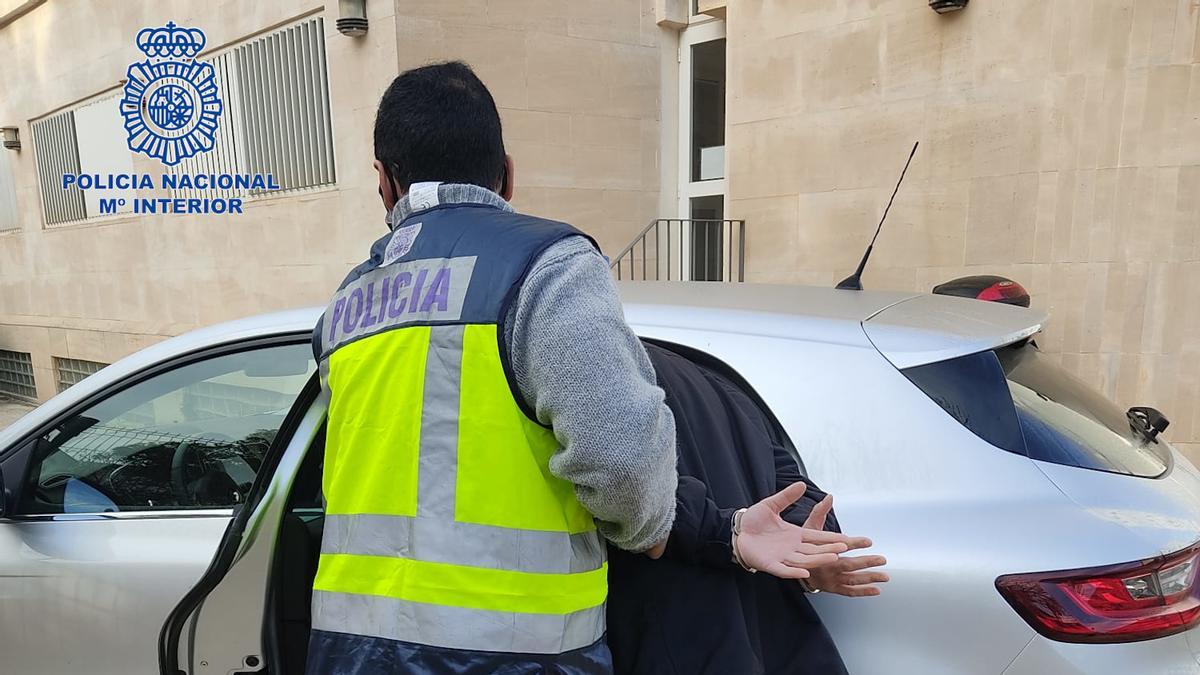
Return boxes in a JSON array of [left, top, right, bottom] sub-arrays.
[[384, 222, 424, 265], [121, 22, 223, 166]]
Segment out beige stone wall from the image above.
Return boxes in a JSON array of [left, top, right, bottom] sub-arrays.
[[726, 0, 1200, 463], [389, 0, 664, 256], [0, 0, 662, 401]]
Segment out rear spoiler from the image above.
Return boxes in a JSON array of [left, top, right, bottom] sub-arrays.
[[863, 293, 1048, 370]]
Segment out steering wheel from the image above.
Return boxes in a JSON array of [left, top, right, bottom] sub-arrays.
[[170, 438, 244, 507], [170, 440, 200, 506]]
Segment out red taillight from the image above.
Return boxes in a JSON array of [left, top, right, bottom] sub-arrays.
[[996, 542, 1200, 644], [976, 280, 1028, 304], [932, 275, 1031, 307]]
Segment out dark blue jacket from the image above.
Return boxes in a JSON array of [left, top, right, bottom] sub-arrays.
[[607, 343, 848, 675]]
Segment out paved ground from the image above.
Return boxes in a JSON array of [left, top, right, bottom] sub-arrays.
[[0, 399, 35, 430]]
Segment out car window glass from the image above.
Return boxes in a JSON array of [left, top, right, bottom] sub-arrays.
[[903, 342, 1170, 478], [20, 342, 315, 514], [900, 349, 1026, 455], [997, 344, 1169, 478]]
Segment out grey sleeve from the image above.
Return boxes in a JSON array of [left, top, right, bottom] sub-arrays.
[[505, 236, 678, 552]]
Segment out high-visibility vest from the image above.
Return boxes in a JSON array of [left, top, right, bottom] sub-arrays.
[[310, 198, 607, 656]]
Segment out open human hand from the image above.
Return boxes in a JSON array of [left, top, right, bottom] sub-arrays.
[[801, 493, 888, 596], [734, 481, 870, 579]]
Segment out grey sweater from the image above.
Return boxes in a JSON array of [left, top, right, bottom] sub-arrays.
[[386, 184, 678, 552]]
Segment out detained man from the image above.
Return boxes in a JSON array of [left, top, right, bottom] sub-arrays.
[[606, 343, 889, 674]]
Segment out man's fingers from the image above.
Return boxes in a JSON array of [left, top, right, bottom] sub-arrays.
[[842, 571, 890, 585], [842, 536, 873, 551], [802, 529, 855, 545], [802, 531, 873, 556], [841, 555, 888, 572], [836, 585, 882, 598], [764, 563, 811, 580], [781, 552, 840, 569], [761, 481, 808, 514], [802, 494, 832, 530], [794, 542, 849, 556]]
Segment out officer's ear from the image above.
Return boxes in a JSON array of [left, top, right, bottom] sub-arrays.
[[498, 155, 514, 202], [375, 159, 401, 210]]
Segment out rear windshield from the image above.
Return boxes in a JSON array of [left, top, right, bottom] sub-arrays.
[[902, 342, 1170, 478]]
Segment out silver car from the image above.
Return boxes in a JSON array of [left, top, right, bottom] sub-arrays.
[[1, 283, 1198, 675]]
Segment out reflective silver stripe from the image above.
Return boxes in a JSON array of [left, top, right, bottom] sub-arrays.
[[312, 591, 605, 654], [321, 256, 477, 356], [416, 325, 464, 519], [317, 358, 329, 387], [322, 513, 605, 575]]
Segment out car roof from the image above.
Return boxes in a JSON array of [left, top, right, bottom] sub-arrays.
[[619, 282, 919, 324], [0, 283, 1047, 447], [619, 282, 1047, 367]]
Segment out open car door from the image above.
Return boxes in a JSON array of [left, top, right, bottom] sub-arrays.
[[159, 378, 326, 675]]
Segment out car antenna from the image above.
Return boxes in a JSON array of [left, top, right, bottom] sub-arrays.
[[836, 141, 920, 291]]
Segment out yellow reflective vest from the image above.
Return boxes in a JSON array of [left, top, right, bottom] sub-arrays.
[[310, 198, 607, 657]]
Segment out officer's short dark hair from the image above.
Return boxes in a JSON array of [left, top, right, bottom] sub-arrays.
[[373, 61, 506, 192]]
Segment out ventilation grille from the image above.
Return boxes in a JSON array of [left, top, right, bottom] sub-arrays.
[[169, 15, 336, 201], [31, 112, 86, 226], [54, 357, 109, 393], [0, 350, 37, 400]]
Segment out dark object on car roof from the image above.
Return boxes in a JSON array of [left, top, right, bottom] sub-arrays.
[[931, 0, 969, 13], [933, 275, 1030, 308]]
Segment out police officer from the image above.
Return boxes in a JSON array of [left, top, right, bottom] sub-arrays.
[[305, 62, 679, 674]]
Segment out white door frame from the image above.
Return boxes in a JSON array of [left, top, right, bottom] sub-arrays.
[[676, 17, 726, 281]]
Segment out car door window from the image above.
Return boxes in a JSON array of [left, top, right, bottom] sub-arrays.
[[19, 342, 315, 514]]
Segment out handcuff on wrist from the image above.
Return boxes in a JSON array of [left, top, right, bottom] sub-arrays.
[[731, 507, 821, 593], [731, 508, 757, 573]]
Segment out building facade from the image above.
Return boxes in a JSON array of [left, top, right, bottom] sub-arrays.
[[1, 0, 1198, 462], [0, 0, 666, 394]]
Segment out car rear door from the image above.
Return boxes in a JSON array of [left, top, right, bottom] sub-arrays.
[[0, 336, 315, 675]]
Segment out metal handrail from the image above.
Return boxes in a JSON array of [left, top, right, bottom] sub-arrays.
[[610, 218, 746, 282], [609, 218, 662, 267]]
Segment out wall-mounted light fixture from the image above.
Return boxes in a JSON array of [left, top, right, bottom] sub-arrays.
[[337, 0, 368, 37], [1, 126, 18, 150], [930, 0, 968, 13]]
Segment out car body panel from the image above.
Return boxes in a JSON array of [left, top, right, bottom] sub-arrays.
[[1002, 631, 1200, 674], [1031, 451, 1200, 559], [0, 514, 230, 674]]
